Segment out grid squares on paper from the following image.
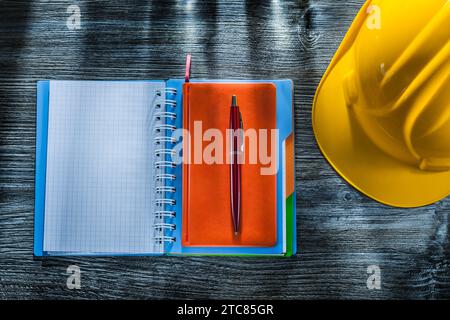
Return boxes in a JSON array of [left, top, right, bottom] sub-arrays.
[[43, 81, 165, 254]]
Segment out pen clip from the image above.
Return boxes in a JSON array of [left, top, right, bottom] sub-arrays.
[[239, 112, 244, 153]]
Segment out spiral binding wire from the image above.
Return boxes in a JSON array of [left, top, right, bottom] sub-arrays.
[[153, 87, 178, 245]]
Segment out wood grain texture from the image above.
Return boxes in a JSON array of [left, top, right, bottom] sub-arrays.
[[0, 0, 449, 299]]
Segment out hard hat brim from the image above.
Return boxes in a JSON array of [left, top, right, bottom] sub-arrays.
[[312, 49, 450, 208]]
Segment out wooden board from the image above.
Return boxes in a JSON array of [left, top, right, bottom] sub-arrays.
[[0, 0, 448, 299]]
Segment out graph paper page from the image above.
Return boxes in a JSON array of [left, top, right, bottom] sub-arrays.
[[43, 81, 165, 254]]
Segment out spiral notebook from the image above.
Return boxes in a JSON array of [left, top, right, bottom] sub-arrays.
[[34, 79, 296, 256]]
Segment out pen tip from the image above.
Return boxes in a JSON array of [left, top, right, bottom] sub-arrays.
[[231, 95, 237, 107], [234, 231, 239, 237]]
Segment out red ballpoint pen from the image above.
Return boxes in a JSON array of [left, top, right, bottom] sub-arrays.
[[230, 95, 243, 236]]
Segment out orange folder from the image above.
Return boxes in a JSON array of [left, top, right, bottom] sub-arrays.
[[182, 82, 277, 247]]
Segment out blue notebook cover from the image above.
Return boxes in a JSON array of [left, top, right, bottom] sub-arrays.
[[34, 79, 296, 256]]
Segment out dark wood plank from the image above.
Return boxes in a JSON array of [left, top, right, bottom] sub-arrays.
[[0, 0, 448, 299]]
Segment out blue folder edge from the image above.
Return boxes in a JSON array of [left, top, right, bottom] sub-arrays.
[[34, 79, 296, 256], [34, 80, 49, 256], [166, 79, 296, 255]]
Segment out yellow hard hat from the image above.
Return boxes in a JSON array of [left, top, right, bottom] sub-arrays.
[[312, 0, 450, 207]]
